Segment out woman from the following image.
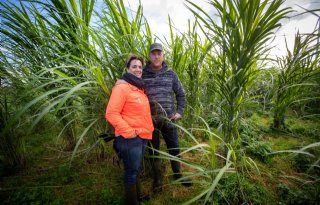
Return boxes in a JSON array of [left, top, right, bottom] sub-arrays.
[[105, 54, 154, 205]]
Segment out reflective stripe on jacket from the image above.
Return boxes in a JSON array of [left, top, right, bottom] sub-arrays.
[[105, 83, 154, 139]]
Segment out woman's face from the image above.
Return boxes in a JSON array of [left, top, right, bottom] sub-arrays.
[[128, 59, 143, 78]]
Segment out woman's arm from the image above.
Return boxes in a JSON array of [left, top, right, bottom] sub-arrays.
[[105, 85, 136, 138]]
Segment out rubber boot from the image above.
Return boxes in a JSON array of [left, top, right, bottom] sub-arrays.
[[136, 176, 150, 202], [124, 184, 139, 205], [171, 160, 192, 187], [152, 159, 163, 193]]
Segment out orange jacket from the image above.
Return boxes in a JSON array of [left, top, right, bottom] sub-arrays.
[[105, 83, 154, 139]]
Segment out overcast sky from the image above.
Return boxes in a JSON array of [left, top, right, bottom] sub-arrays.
[[122, 0, 320, 57]]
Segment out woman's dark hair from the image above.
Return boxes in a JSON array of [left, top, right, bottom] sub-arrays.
[[126, 54, 144, 68]]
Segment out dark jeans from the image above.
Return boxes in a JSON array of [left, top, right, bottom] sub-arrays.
[[114, 136, 147, 185], [149, 119, 180, 158]]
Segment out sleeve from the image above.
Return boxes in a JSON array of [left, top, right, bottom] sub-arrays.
[[105, 85, 136, 138], [172, 72, 186, 115]]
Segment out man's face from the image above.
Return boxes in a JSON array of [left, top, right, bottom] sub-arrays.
[[149, 50, 164, 70]]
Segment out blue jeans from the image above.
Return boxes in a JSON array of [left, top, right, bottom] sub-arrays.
[[114, 136, 147, 185]]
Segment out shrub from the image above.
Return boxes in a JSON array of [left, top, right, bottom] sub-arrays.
[[277, 183, 320, 205], [214, 174, 271, 204], [247, 141, 273, 163]]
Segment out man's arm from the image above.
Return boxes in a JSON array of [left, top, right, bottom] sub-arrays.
[[172, 72, 185, 119]]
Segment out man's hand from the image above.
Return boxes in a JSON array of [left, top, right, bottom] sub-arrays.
[[170, 113, 182, 121]]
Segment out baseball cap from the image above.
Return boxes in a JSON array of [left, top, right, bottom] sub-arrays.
[[149, 43, 163, 52]]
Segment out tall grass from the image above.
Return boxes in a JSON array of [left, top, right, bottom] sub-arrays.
[[0, 0, 152, 165], [0, 0, 99, 150], [186, 0, 291, 154], [154, 118, 236, 204], [272, 32, 320, 129], [0, 59, 26, 168], [165, 17, 213, 126]]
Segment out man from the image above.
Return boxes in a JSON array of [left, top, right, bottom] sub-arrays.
[[143, 42, 192, 192]]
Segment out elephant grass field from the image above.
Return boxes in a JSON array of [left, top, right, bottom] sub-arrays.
[[1, 0, 319, 204]]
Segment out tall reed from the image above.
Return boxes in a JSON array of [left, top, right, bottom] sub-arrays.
[[187, 0, 291, 155], [272, 32, 320, 129]]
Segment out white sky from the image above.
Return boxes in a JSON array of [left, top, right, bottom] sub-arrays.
[[123, 0, 320, 57]]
